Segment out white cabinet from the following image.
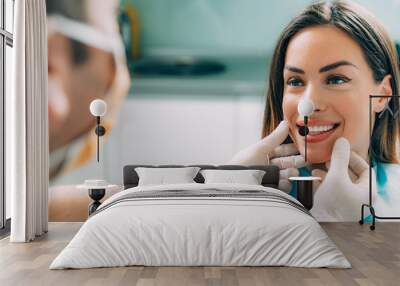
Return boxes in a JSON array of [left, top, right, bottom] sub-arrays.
[[104, 94, 264, 183]]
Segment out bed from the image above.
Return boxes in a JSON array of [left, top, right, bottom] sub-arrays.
[[50, 165, 350, 269]]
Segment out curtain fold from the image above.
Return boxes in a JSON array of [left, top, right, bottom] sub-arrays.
[[8, 0, 48, 242]]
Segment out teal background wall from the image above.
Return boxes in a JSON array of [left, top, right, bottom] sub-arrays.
[[122, 0, 400, 57]]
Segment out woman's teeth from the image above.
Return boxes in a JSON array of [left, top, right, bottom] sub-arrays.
[[308, 125, 335, 134]]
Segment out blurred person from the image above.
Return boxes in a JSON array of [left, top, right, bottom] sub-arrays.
[[47, 0, 130, 221]]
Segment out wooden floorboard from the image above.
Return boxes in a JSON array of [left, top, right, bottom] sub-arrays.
[[0, 222, 399, 286]]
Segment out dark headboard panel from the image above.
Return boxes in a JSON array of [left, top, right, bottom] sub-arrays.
[[123, 165, 280, 190]]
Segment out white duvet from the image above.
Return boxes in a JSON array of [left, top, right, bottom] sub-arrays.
[[50, 183, 351, 269]]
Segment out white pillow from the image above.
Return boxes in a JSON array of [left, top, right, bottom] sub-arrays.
[[135, 167, 201, 186], [200, 169, 266, 185]]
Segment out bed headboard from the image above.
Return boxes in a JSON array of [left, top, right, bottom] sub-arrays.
[[123, 165, 280, 190]]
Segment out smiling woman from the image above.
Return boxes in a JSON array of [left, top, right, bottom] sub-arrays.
[[282, 25, 393, 164], [265, 1, 400, 165], [230, 0, 400, 221]]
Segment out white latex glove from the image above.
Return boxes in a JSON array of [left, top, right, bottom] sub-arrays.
[[229, 120, 306, 193], [310, 137, 376, 221]]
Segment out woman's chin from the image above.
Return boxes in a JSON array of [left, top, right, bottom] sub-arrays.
[[300, 149, 331, 164]]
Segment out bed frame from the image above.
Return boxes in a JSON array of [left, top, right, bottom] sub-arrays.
[[123, 165, 280, 190]]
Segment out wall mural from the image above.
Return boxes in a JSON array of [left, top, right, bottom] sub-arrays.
[[46, 0, 400, 223]]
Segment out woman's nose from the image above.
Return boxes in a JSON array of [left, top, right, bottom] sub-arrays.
[[302, 85, 327, 112]]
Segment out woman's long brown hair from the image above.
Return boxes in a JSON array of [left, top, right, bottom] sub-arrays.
[[262, 0, 400, 163]]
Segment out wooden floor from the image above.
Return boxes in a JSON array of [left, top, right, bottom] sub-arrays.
[[0, 222, 399, 286]]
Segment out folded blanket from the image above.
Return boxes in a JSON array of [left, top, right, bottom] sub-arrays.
[[92, 188, 311, 217]]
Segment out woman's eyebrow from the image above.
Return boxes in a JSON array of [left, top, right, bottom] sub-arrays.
[[319, 60, 358, 73], [284, 61, 358, 74], [284, 65, 305, 74]]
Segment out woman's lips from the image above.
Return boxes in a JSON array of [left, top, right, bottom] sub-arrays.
[[305, 127, 338, 143], [295, 119, 340, 144]]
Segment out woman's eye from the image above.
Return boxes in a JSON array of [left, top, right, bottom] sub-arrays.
[[326, 75, 351, 85], [286, 77, 304, 87]]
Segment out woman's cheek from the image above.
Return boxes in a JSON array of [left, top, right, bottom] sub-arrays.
[[342, 119, 369, 157], [282, 94, 299, 121], [333, 99, 369, 156], [282, 94, 301, 145]]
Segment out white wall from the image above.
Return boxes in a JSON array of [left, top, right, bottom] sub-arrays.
[[103, 96, 264, 184]]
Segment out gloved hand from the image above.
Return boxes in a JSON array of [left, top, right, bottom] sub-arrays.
[[310, 137, 376, 221], [229, 120, 307, 193]]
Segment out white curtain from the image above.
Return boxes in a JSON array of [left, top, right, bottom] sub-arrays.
[[7, 0, 49, 242]]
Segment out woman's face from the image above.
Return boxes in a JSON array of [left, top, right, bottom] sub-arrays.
[[282, 25, 388, 163]]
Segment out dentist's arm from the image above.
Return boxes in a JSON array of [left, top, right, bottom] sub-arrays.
[[229, 120, 306, 192], [310, 137, 376, 221]]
